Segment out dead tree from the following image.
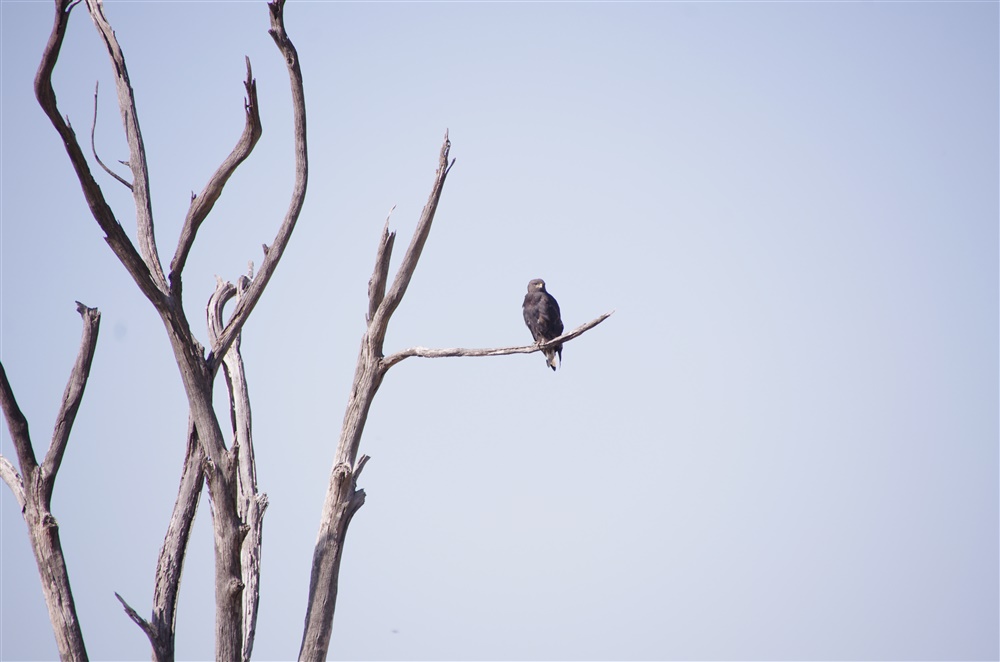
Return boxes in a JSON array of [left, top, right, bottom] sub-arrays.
[[0, 303, 99, 661], [31, 0, 305, 659], [297, 134, 613, 659], [14, 1, 612, 660]]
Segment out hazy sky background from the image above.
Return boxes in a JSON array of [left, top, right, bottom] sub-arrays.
[[1, 0, 997, 660]]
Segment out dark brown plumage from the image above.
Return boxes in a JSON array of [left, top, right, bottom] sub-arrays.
[[522, 278, 564, 370]]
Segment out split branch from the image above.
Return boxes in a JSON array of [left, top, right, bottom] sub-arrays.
[[209, 276, 269, 662]]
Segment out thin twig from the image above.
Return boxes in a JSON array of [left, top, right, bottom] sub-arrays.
[[34, 0, 167, 309], [90, 81, 132, 190]]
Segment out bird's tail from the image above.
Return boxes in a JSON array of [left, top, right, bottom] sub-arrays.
[[544, 348, 559, 371]]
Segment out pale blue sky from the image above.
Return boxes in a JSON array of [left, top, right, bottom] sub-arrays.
[[1, 1, 997, 660]]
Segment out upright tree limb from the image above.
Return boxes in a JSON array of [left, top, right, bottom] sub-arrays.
[[209, 0, 308, 370], [170, 59, 263, 300], [43, 301, 101, 496], [0, 303, 100, 661]]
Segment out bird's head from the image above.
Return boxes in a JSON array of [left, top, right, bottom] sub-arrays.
[[527, 278, 546, 293]]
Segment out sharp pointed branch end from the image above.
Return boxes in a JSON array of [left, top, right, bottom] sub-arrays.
[[114, 592, 153, 637]]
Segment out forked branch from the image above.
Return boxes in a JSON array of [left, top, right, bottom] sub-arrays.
[[0, 302, 99, 661], [34, 0, 166, 309], [83, 0, 166, 291]]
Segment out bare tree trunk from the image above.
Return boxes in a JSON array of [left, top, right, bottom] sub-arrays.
[[0, 302, 100, 661]]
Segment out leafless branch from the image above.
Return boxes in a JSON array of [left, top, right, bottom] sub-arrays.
[[381, 311, 614, 371], [208, 0, 308, 370], [170, 58, 263, 299], [42, 302, 100, 499], [34, 0, 167, 309], [83, 0, 167, 292], [90, 81, 132, 190]]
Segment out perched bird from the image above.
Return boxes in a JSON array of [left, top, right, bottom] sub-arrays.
[[522, 278, 564, 371]]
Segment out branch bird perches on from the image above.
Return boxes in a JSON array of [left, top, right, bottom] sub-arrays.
[[382, 312, 614, 371]]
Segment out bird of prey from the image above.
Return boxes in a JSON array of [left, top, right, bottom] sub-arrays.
[[522, 278, 564, 371]]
